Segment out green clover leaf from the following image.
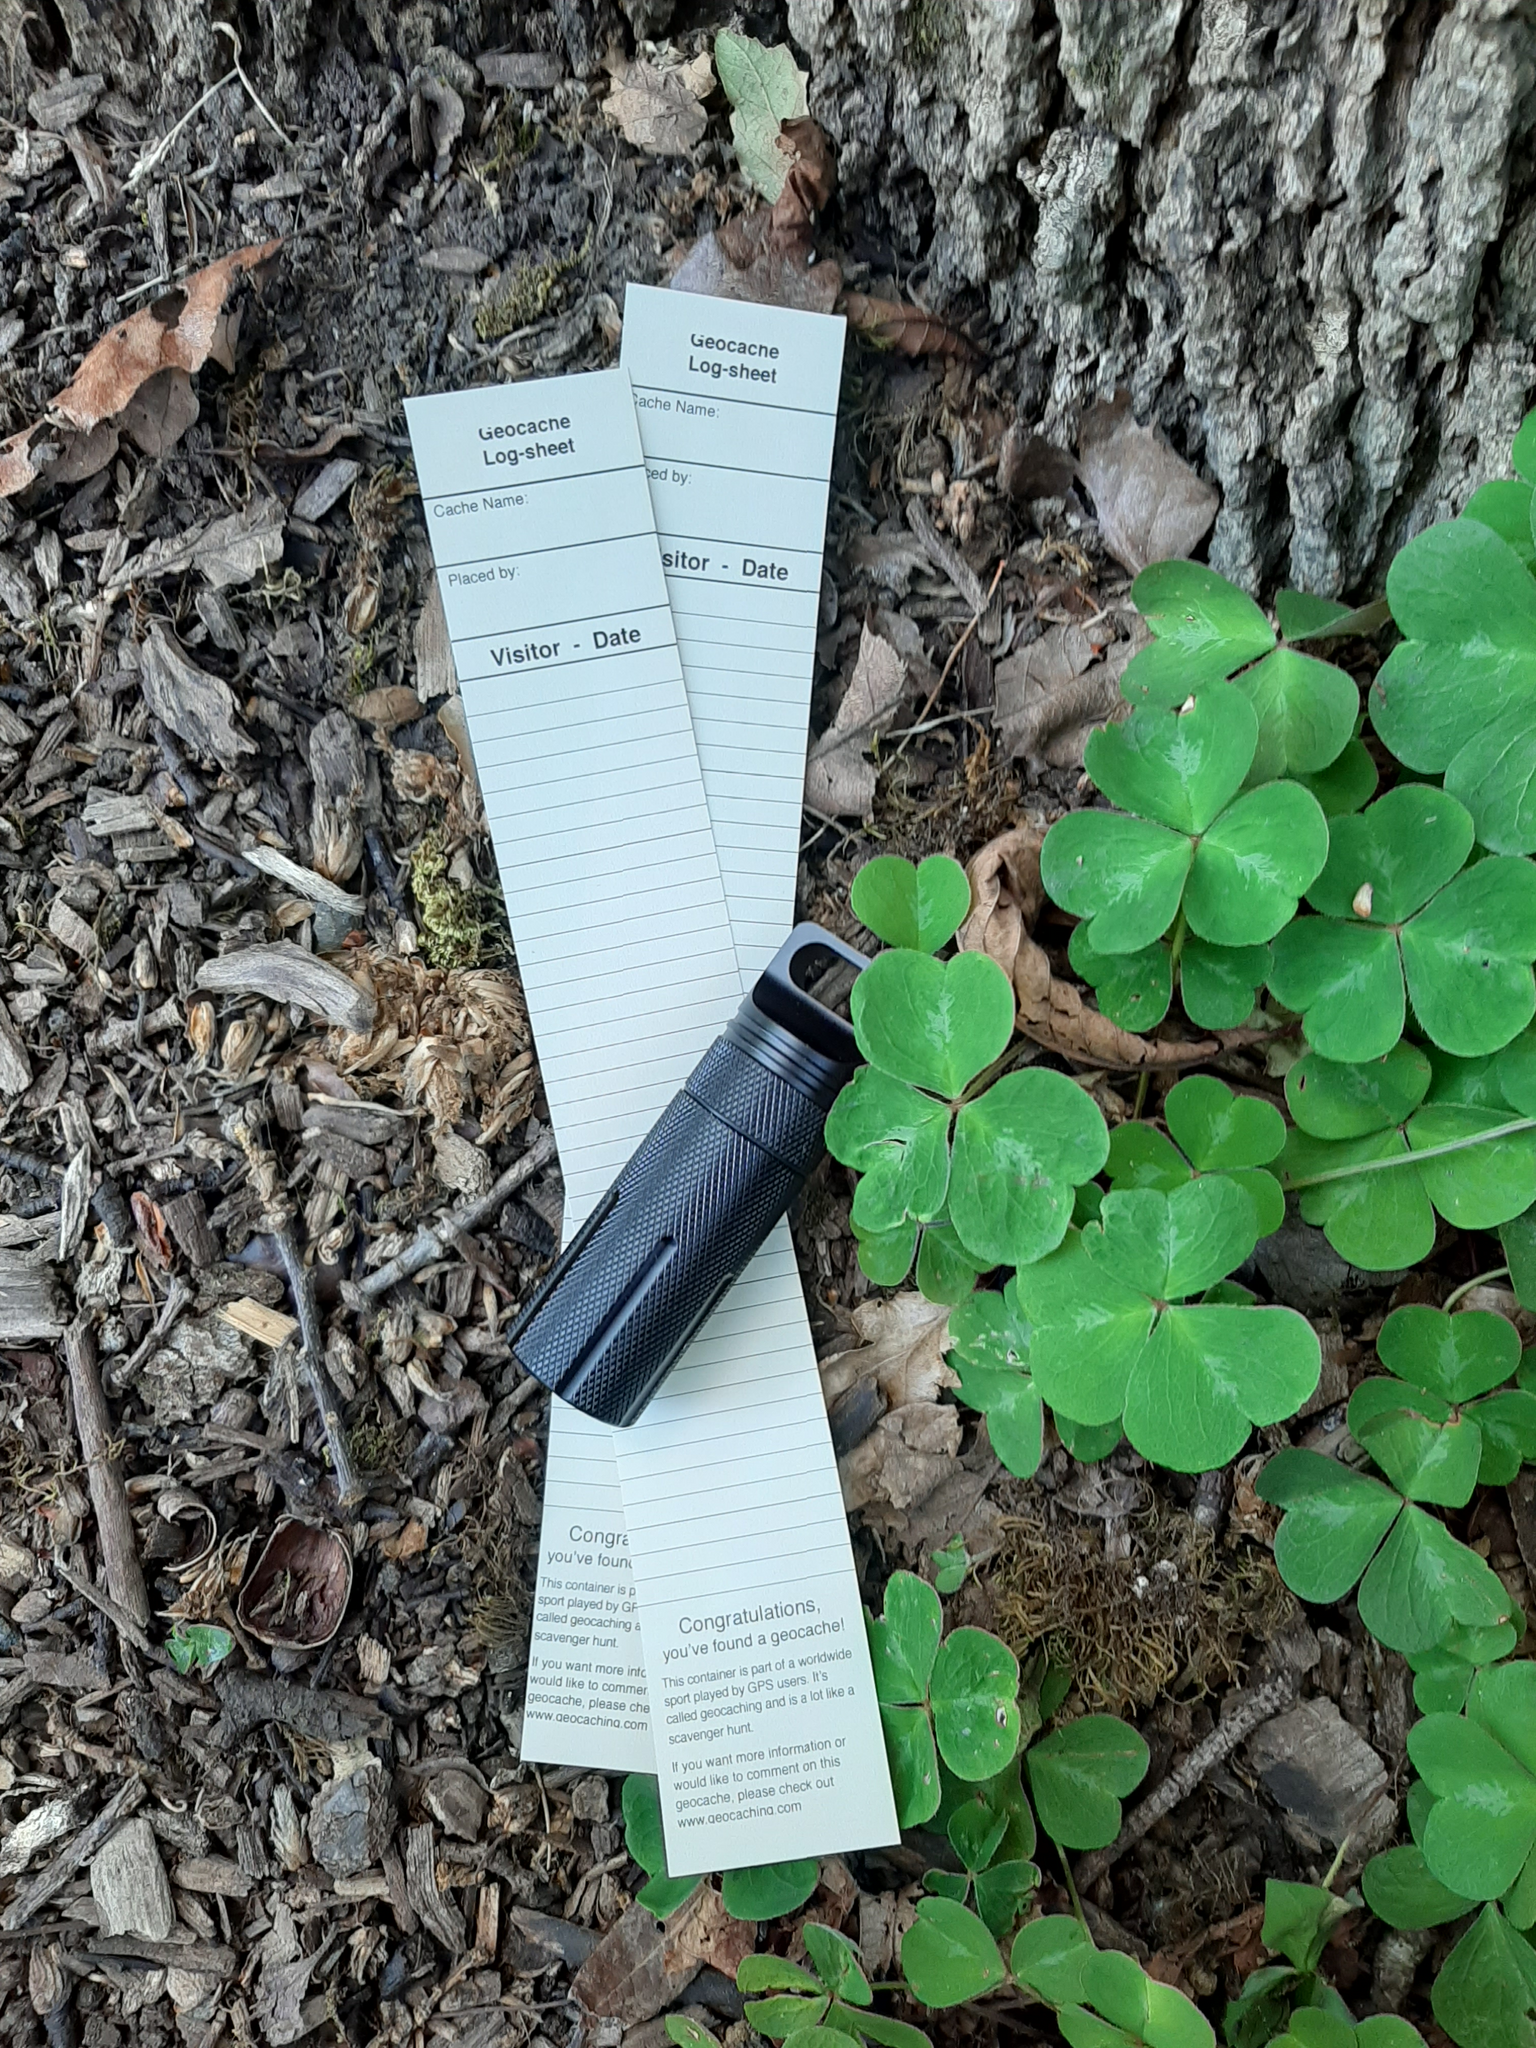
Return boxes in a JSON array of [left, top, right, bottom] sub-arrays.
[[1261, 1880, 1355, 1975], [1285, 1045, 1433, 1139], [1256, 1448, 1511, 1653], [1015, 1182, 1319, 1472], [1280, 1052, 1536, 1269], [622, 1774, 702, 1918], [1378, 1304, 1521, 1401], [1024, 1714, 1149, 1851], [945, 1281, 1043, 1480], [1058, 1948, 1215, 2047], [929, 1627, 1021, 1780], [1293, 737, 1380, 817], [1465, 477, 1536, 570], [1011, 1913, 1095, 2003], [1237, 645, 1360, 782], [1043, 684, 1328, 954], [899, 1899, 1005, 2008], [1362, 1843, 1476, 1930], [1269, 784, 1536, 1061], [1122, 560, 1276, 704], [828, 1067, 952, 1234], [836, 956, 1108, 1281], [721, 1860, 819, 1922], [1270, 2014, 1426, 2047], [852, 855, 973, 954], [866, 1573, 942, 1826], [1412, 1665, 1536, 1902], [1347, 1376, 1483, 1507], [802, 1924, 872, 2007], [867, 1570, 941, 1704], [1179, 936, 1272, 1028], [949, 1069, 1110, 1267], [851, 949, 1015, 1096], [1104, 1075, 1285, 1236], [1068, 923, 1173, 1033], [1372, 514, 1536, 854], [1431, 1904, 1536, 2048]]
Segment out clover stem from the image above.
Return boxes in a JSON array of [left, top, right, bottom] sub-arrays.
[[1054, 1837, 1089, 1933], [1321, 1835, 1350, 1891], [1165, 908, 1188, 978], [957, 1040, 1034, 1107], [1283, 1116, 1536, 1190], [1441, 1265, 1511, 1311], [1131, 1069, 1151, 1120]]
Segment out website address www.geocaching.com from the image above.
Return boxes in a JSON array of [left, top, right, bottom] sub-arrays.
[[675, 1797, 801, 1826]]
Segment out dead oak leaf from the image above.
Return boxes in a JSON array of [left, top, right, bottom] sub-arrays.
[[804, 623, 908, 816], [839, 1400, 962, 1516], [1076, 389, 1219, 574], [602, 56, 710, 155], [0, 239, 282, 498], [822, 1293, 955, 1410]]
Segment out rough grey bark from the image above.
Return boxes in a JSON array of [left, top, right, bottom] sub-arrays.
[[792, 0, 1536, 594]]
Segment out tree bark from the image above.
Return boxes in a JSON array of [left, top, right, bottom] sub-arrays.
[[790, 0, 1536, 595]]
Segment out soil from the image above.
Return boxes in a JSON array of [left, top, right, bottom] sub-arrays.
[[0, 8, 1509, 2048]]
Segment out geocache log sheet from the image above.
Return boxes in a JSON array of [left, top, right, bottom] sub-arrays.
[[406, 362, 895, 1875]]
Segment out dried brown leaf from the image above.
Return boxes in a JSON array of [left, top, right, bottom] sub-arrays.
[[839, 1400, 962, 1515], [958, 823, 1217, 1070], [602, 56, 710, 154], [995, 623, 1136, 771], [998, 424, 1075, 501], [804, 623, 908, 816], [1076, 389, 1220, 573], [139, 623, 256, 770], [822, 1294, 955, 1408], [119, 366, 199, 457], [672, 210, 843, 315], [840, 292, 978, 361], [0, 239, 282, 497]]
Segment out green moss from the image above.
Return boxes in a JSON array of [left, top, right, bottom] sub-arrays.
[[410, 829, 482, 968], [904, 0, 964, 65], [473, 233, 589, 343]]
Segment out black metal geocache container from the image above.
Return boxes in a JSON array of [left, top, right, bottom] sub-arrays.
[[508, 923, 867, 1427]]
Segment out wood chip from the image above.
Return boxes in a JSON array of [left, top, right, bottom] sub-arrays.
[[196, 942, 376, 1033], [292, 457, 361, 521], [47, 894, 97, 958], [91, 1816, 175, 1939], [0, 1251, 67, 1342], [404, 1823, 465, 1952], [476, 51, 565, 89], [0, 1000, 31, 1094], [220, 1297, 300, 1347], [173, 1855, 254, 1898]]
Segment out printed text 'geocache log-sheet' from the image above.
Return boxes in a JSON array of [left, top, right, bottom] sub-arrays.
[[406, 359, 896, 1874]]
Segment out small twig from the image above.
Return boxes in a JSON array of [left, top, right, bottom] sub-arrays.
[[890, 555, 1007, 766], [1074, 1673, 1297, 1889], [357, 1129, 557, 1299], [62, 1320, 150, 1634], [274, 1224, 360, 1506], [218, 23, 296, 138], [127, 69, 240, 189], [1442, 1265, 1511, 1311], [50, 1554, 155, 1659]]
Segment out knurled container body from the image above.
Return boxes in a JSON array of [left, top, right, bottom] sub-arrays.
[[509, 1030, 838, 1426]]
